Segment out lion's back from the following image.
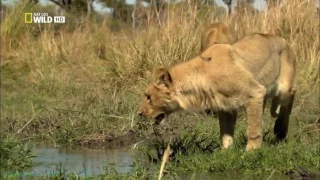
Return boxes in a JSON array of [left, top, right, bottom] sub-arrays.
[[231, 33, 292, 88]]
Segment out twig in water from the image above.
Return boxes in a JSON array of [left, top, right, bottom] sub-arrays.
[[131, 140, 145, 149], [158, 137, 172, 180], [267, 169, 275, 180]]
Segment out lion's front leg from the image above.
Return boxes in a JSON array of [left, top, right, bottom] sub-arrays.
[[244, 88, 266, 151], [218, 110, 237, 149]]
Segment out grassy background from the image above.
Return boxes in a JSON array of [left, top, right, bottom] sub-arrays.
[[1, 0, 319, 177]]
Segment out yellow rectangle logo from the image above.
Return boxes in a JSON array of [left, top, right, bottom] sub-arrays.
[[25, 13, 32, 23]]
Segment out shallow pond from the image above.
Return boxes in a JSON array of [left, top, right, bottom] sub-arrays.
[[4, 146, 135, 178]]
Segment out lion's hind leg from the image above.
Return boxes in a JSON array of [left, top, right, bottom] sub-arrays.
[[218, 110, 237, 149], [273, 44, 296, 140], [274, 90, 296, 140]]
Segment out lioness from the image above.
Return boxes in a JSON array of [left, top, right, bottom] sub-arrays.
[[201, 22, 238, 116], [200, 22, 238, 51], [138, 33, 296, 151]]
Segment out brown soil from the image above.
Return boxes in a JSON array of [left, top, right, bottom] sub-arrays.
[[75, 125, 181, 149], [75, 130, 145, 149]]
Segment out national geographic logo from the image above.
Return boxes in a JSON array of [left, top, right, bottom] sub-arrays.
[[24, 13, 65, 24], [24, 13, 33, 23]]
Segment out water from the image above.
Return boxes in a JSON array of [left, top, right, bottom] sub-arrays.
[[3, 146, 317, 179], [4, 147, 135, 178]]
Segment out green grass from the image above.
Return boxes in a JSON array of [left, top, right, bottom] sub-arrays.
[[0, 137, 35, 171], [1, 0, 319, 178], [139, 115, 320, 177]]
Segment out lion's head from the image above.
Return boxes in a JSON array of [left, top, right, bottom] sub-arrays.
[[138, 67, 180, 125]]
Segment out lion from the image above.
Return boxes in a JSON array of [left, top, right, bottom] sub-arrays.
[[200, 22, 238, 51], [138, 33, 296, 151], [201, 22, 238, 116]]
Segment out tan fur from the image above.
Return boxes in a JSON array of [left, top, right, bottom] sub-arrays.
[[138, 33, 296, 151], [200, 22, 238, 51], [201, 22, 238, 116]]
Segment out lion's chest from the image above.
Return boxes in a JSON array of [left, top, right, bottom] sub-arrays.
[[175, 86, 239, 112]]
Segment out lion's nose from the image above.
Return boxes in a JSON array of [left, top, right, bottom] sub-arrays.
[[138, 111, 143, 116]]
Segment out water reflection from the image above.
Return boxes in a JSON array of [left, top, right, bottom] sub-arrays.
[[5, 147, 134, 178]]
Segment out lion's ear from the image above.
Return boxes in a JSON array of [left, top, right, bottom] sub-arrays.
[[153, 66, 172, 86]]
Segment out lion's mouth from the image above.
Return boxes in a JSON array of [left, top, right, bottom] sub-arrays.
[[155, 113, 165, 124]]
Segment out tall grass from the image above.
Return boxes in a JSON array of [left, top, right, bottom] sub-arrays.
[[1, 0, 319, 145]]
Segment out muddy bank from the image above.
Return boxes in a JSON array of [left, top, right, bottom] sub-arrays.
[[75, 128, 177, 149], [74, 115, 197, 149], [76, 130, 146, 149]]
